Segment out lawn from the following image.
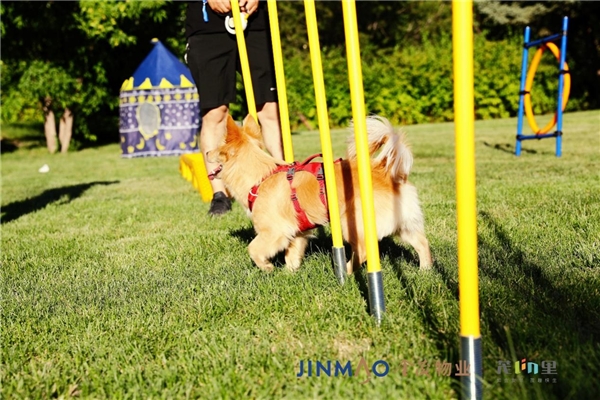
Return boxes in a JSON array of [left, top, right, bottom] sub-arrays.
[[2, 110, 599, 399]]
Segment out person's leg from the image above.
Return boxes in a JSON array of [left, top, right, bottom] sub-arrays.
[[200, 105, 229, 195], [187, 33, 237, 215], [257, 101, 284, 160], [245, 29, 284, 161], [200, 105, 232, 215]]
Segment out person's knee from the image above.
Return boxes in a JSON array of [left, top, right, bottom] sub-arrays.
[[202, 105, 228, 125], [257, 102, 279, 123], [258, 101, 277, 114]]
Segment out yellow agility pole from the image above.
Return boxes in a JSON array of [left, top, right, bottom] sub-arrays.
[[230, 0, 257, 122], [304, 0, 346, 284], [452, 1, 482, 399], [341, 0, 384, 322], [267, 0, 294, 163], [179, 153, 213, 203]]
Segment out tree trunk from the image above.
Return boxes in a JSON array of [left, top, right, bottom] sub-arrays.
[[297, 112, 314, 131], [59, 107, 73, 153], [43, 97, 58, 153]]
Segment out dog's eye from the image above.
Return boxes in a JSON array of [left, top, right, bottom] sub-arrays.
[[219, 148, 233, 159]]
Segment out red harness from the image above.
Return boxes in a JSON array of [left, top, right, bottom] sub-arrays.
[[248, 154, 336, 231]]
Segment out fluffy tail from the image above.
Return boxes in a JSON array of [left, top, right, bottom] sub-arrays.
[[347, 115, 413, 182]]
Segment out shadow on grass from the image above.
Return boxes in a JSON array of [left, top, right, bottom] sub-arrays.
[[1, 181, 119, 224], [378, 237, 465, 395], [1, 122, 46, 152], [0, 138, 19, 154], [0, 137, 47, 153], [228, 225, 381, 314], [407, 209, 600, 398], [483, 141, 539, 155], [401, 211, 599, 339], [478, 211, 599, 346], [470, 211, 598, 398]]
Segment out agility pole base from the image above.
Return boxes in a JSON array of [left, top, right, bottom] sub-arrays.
[[179, 153, 214, 203]]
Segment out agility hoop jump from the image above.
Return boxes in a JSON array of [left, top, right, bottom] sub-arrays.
[[516, 17, 569, 157]]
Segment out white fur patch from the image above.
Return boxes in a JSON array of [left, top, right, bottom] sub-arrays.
[[347, 115, 413, 180]]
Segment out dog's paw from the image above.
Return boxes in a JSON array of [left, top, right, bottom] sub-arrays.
[[284, 262, 302, 273], [419, 260, 433, 271], [346, 261, 358, 275], [257, 263, 275, 273]]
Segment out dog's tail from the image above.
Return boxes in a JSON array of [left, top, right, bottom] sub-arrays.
[[347, 115, 413, 182]]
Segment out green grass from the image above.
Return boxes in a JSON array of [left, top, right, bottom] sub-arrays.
[[2, 110, 599, 399]]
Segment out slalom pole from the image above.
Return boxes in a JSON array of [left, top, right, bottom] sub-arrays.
[[515, 27, 530, 157], [555, 16, 569, 157], [341, 0, 384, 323], [452, 1, 482, 399], [267, 0, 294, 163], [230, 0, 257, 122], [304, 0, 346, 284]]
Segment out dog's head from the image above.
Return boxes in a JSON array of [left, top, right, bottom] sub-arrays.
[[207, 114, 264, 179]]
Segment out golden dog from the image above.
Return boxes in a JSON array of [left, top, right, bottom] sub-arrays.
[[208, 114, 432, 274]]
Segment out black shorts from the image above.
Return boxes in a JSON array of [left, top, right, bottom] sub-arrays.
[[186, 30, 278, 111]]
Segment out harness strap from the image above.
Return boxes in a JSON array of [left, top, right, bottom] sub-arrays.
[[247, 153, 339, 231], [287, 165, 312, 230]]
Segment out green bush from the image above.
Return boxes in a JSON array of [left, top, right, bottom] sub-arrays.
[[0, 61, 43, 125], [272, 33, 580, 130]]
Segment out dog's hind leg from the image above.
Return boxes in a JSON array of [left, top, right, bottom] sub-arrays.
[[285, 232, 310, 272], [248, 232, 290, 273], [346, 240, 367, 275], [399, 229, 432, 270]]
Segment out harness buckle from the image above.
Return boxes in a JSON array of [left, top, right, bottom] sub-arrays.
[[316, 166, 325, 181], [287, 167, 295, 181]]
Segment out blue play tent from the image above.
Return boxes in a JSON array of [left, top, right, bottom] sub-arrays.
[[119, 39, 200, 157]]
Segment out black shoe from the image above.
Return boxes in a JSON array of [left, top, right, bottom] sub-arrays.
[[209, 191, 232, 216]]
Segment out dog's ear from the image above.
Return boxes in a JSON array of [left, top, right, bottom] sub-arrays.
[[226, 114, 238, 133], [242, 114, 262, 141], [225, 114, 241, 143]]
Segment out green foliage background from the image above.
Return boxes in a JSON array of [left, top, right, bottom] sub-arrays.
[[1, 1, 598, 141]]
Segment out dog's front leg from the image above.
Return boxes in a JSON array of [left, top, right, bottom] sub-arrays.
[[248, 232, 289, 272]]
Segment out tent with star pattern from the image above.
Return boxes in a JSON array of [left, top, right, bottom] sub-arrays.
[[119, 39, 200, 157]]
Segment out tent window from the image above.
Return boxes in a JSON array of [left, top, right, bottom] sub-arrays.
[[137, 102, 161, 140]]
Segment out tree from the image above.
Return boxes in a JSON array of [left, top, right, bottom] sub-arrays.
[[0, 1, 185, 151], [14, 61, 80, 153], [1, 1, 597, 144]]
